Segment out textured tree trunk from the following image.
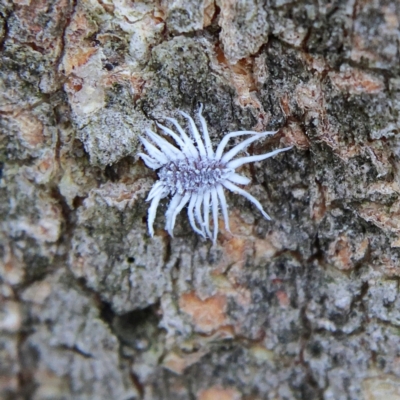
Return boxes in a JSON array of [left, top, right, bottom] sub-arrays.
[[1, 0, 400, 399]]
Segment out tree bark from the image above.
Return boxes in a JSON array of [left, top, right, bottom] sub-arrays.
[[1, 0, 400, 399]]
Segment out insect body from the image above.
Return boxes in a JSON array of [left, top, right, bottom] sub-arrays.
[[138, 105, 292, 243]]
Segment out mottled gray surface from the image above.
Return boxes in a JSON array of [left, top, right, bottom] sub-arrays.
[[1, 1, 400, 399]]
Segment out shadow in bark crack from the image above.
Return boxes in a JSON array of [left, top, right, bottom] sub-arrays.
[[100, 301, 162, 352]]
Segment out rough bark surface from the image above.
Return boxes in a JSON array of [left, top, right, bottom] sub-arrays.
[[1, 0, 400, 399]]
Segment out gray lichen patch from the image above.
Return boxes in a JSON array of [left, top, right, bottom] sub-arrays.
[[0, 163, 65, 286], [144, 37, 211, 108], [350, 0, 400, 71], [1, 0, 73, 94], [20, 271, 138, 400], [142, 36, 258, 140], [0, 104, 58, 161], [69, 179, 169, 313], [0, 58, 44, 115], [58, 2, 158, 168], [219, 0, 269, 64], [0, 333, 19, 395], [77, 106, 144, 167], [164, 0, 205, 33]]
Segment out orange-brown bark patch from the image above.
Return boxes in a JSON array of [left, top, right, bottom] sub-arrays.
[[62, 7, 98, 75], [204, 0, 216, 27], [377, 256, 400, 277], [179, 292, 228, 334], [310, 181, 327, 222], [328, 236, 353, 271], [329, 68, 384, 94], [328, 235, 369, 271], [15, 112, 45, 149], [63, 47, 98, 75], [163, 350, 207, 375], [357, 201, 400, 236], [2, 245, 25, 286], [254, 237, 279, 264], [212, 48, 268, 130], [276, 290, 290, 307], [281, 121, 310, 150], [351, 35, 380, 65], [198, 386, 242, 400]]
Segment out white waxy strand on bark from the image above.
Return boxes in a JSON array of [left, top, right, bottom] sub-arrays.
[[222, 180, 271, 220], [138, 153, 162, 170], [146, 181, 164, 201], [156, 122, 186, 150], [165, 193, 183, 235], [179, 111, 207, 157], [188, 193, 205, 237], [147, 191, 163, 236], [167, 193, 191, 236], [164, 117, 199, 158], [198, 104, 214, 158], [145, 129, 183, 159], [139, 136, 169, 164], [227, 146, 293, 169], [225, 172, 251, 185], [216, 183, 230, 233], [194, 190, 205, 236], [215, 131, 274, 160], [203, 190, 212, 239], [221, 131, 276, 163], [211, 188, 219, 243]]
